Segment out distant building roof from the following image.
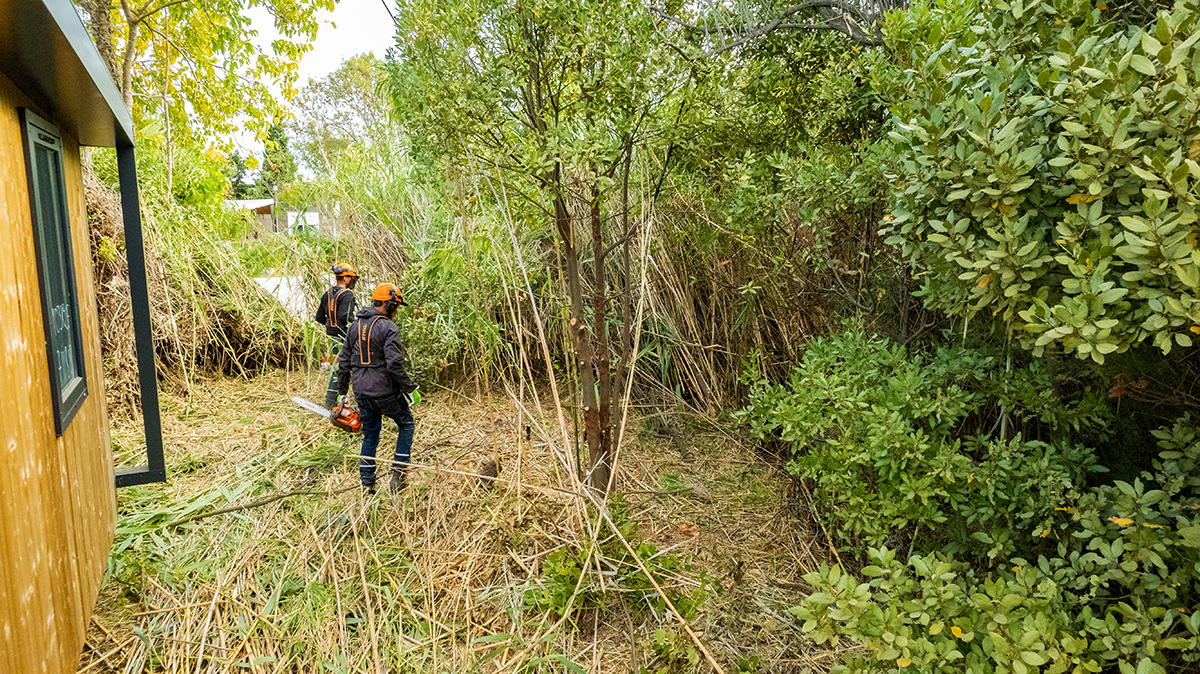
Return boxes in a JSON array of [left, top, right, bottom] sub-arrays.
[[226, 199, 275, 214]]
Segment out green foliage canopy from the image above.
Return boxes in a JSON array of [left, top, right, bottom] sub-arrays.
[[255, 123, 298, 197], [383, 0, 691, 208], [81, 0, 334, 140], [291, 53, 394, 175]]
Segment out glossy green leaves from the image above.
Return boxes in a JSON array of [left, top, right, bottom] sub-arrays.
[[882, 0, 1200, 362]]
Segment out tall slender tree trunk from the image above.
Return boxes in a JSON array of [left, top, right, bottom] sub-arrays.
[[612, 136, 635, 455], [551, 177, 602, 490], [86, 1, 121, 85], [589, 178, 612, 493], [120, 19, 139, 110]]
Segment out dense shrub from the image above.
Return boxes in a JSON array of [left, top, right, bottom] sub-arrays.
[[793, 424, 1200, 674], [739, 329, 1108, 557], [739, 329, 1200, 672], [881, 0, 1200, 362]]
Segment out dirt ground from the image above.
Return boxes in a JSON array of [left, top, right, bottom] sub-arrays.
[[80, 369, 840, 673]]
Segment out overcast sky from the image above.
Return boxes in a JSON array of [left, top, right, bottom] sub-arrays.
[[232, 0, 397, 155], [292, 0, 396, 87]]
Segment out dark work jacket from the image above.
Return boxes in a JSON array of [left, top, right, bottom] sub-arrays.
[[314, 285, 356, 338], [337, 306, 416, 399]]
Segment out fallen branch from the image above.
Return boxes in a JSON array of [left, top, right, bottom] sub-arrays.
[[165, 485, 358, 528]]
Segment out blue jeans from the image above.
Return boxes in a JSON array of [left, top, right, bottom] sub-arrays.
[[357, 394, 414, 486]]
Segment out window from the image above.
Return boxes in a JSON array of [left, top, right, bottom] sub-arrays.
[[21, 109, 87, 435]]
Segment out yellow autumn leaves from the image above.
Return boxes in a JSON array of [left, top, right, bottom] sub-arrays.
[[1108, 516, 1166, 528], [893, 624, 967, 669]]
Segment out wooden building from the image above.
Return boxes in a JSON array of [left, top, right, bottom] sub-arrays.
[[0, 1, 164, 671]]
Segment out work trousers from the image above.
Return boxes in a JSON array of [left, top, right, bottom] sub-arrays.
[[324, 337, 343, 408], [357, 393, 414, 487]]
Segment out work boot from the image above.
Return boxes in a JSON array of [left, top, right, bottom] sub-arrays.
[[361, 482, 377, 497], [325, 390, 338, 409], [388, 469, 407, 492]]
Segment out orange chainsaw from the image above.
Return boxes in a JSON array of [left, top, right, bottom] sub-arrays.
[[291, 396, 362, 434]]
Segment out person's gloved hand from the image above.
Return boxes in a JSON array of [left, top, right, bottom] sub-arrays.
[[404, 388, 421, 407]]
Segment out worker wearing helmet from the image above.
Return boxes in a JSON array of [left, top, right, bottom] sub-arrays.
[[337, 283, 419, 494], [315, 263, 358, 407]]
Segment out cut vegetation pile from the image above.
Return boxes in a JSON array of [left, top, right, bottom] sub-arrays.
[[84, 165, 307, 417], [82, 370, 837, 673]]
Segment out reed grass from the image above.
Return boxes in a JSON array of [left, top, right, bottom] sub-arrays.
[[78, 100, 882, 673], [81, 366, 840, 673]]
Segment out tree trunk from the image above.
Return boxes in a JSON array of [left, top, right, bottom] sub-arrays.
[[611, 136, 634, 455], [120, 19, 139, 110], [86, 1, 121, 85], [589, 178, 612, 494], [550, 172, 601, 492]]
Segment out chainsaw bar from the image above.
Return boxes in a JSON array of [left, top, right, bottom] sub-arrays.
[[291, 396, 332, 418]]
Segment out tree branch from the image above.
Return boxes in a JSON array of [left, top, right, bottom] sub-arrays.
[[133, 0, 192, 24], [165, 485, 359, 528]]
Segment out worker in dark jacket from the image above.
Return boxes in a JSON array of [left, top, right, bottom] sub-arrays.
[[337, 283, 419, 494], [314, 262, 358, 407]]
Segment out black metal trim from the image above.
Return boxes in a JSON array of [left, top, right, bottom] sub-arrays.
[[113, 140, 165, 487], [20, 108, 89, 436]]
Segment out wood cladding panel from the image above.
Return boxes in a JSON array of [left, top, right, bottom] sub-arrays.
[[0, 71, 116, 674]]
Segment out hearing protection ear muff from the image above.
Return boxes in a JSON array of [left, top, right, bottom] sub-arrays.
[[332, 262, 358, 277]]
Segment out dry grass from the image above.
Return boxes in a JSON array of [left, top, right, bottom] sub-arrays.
[[82, 369, 839, 673]]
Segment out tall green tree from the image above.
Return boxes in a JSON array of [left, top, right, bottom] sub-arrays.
[[386, 0, 693, 493], [77, 0, 333, 140], [291, 53, 395, 175], [254, 123, 297, 198], [223, 150, 253, 199]]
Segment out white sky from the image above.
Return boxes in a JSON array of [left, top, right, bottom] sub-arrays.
[[230, 0, 397, 155], [292, 0, 396, 89]]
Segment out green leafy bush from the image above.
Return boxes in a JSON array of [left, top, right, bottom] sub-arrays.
[[739, 328, 1200, 671], [394, 237, 504, 383], [738, 329, 1106, 557], [793, 422, 1200, 673], [881, 0, 1200, 362]]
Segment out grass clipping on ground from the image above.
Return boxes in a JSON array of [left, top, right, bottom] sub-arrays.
[[82, 371, 835, 674]]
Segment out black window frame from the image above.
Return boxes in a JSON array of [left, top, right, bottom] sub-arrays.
[[20, 108, 88, 436]]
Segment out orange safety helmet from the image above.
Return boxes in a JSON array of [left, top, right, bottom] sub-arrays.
[[332, 262, 357, 277], [370, 283, 406, 305]]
